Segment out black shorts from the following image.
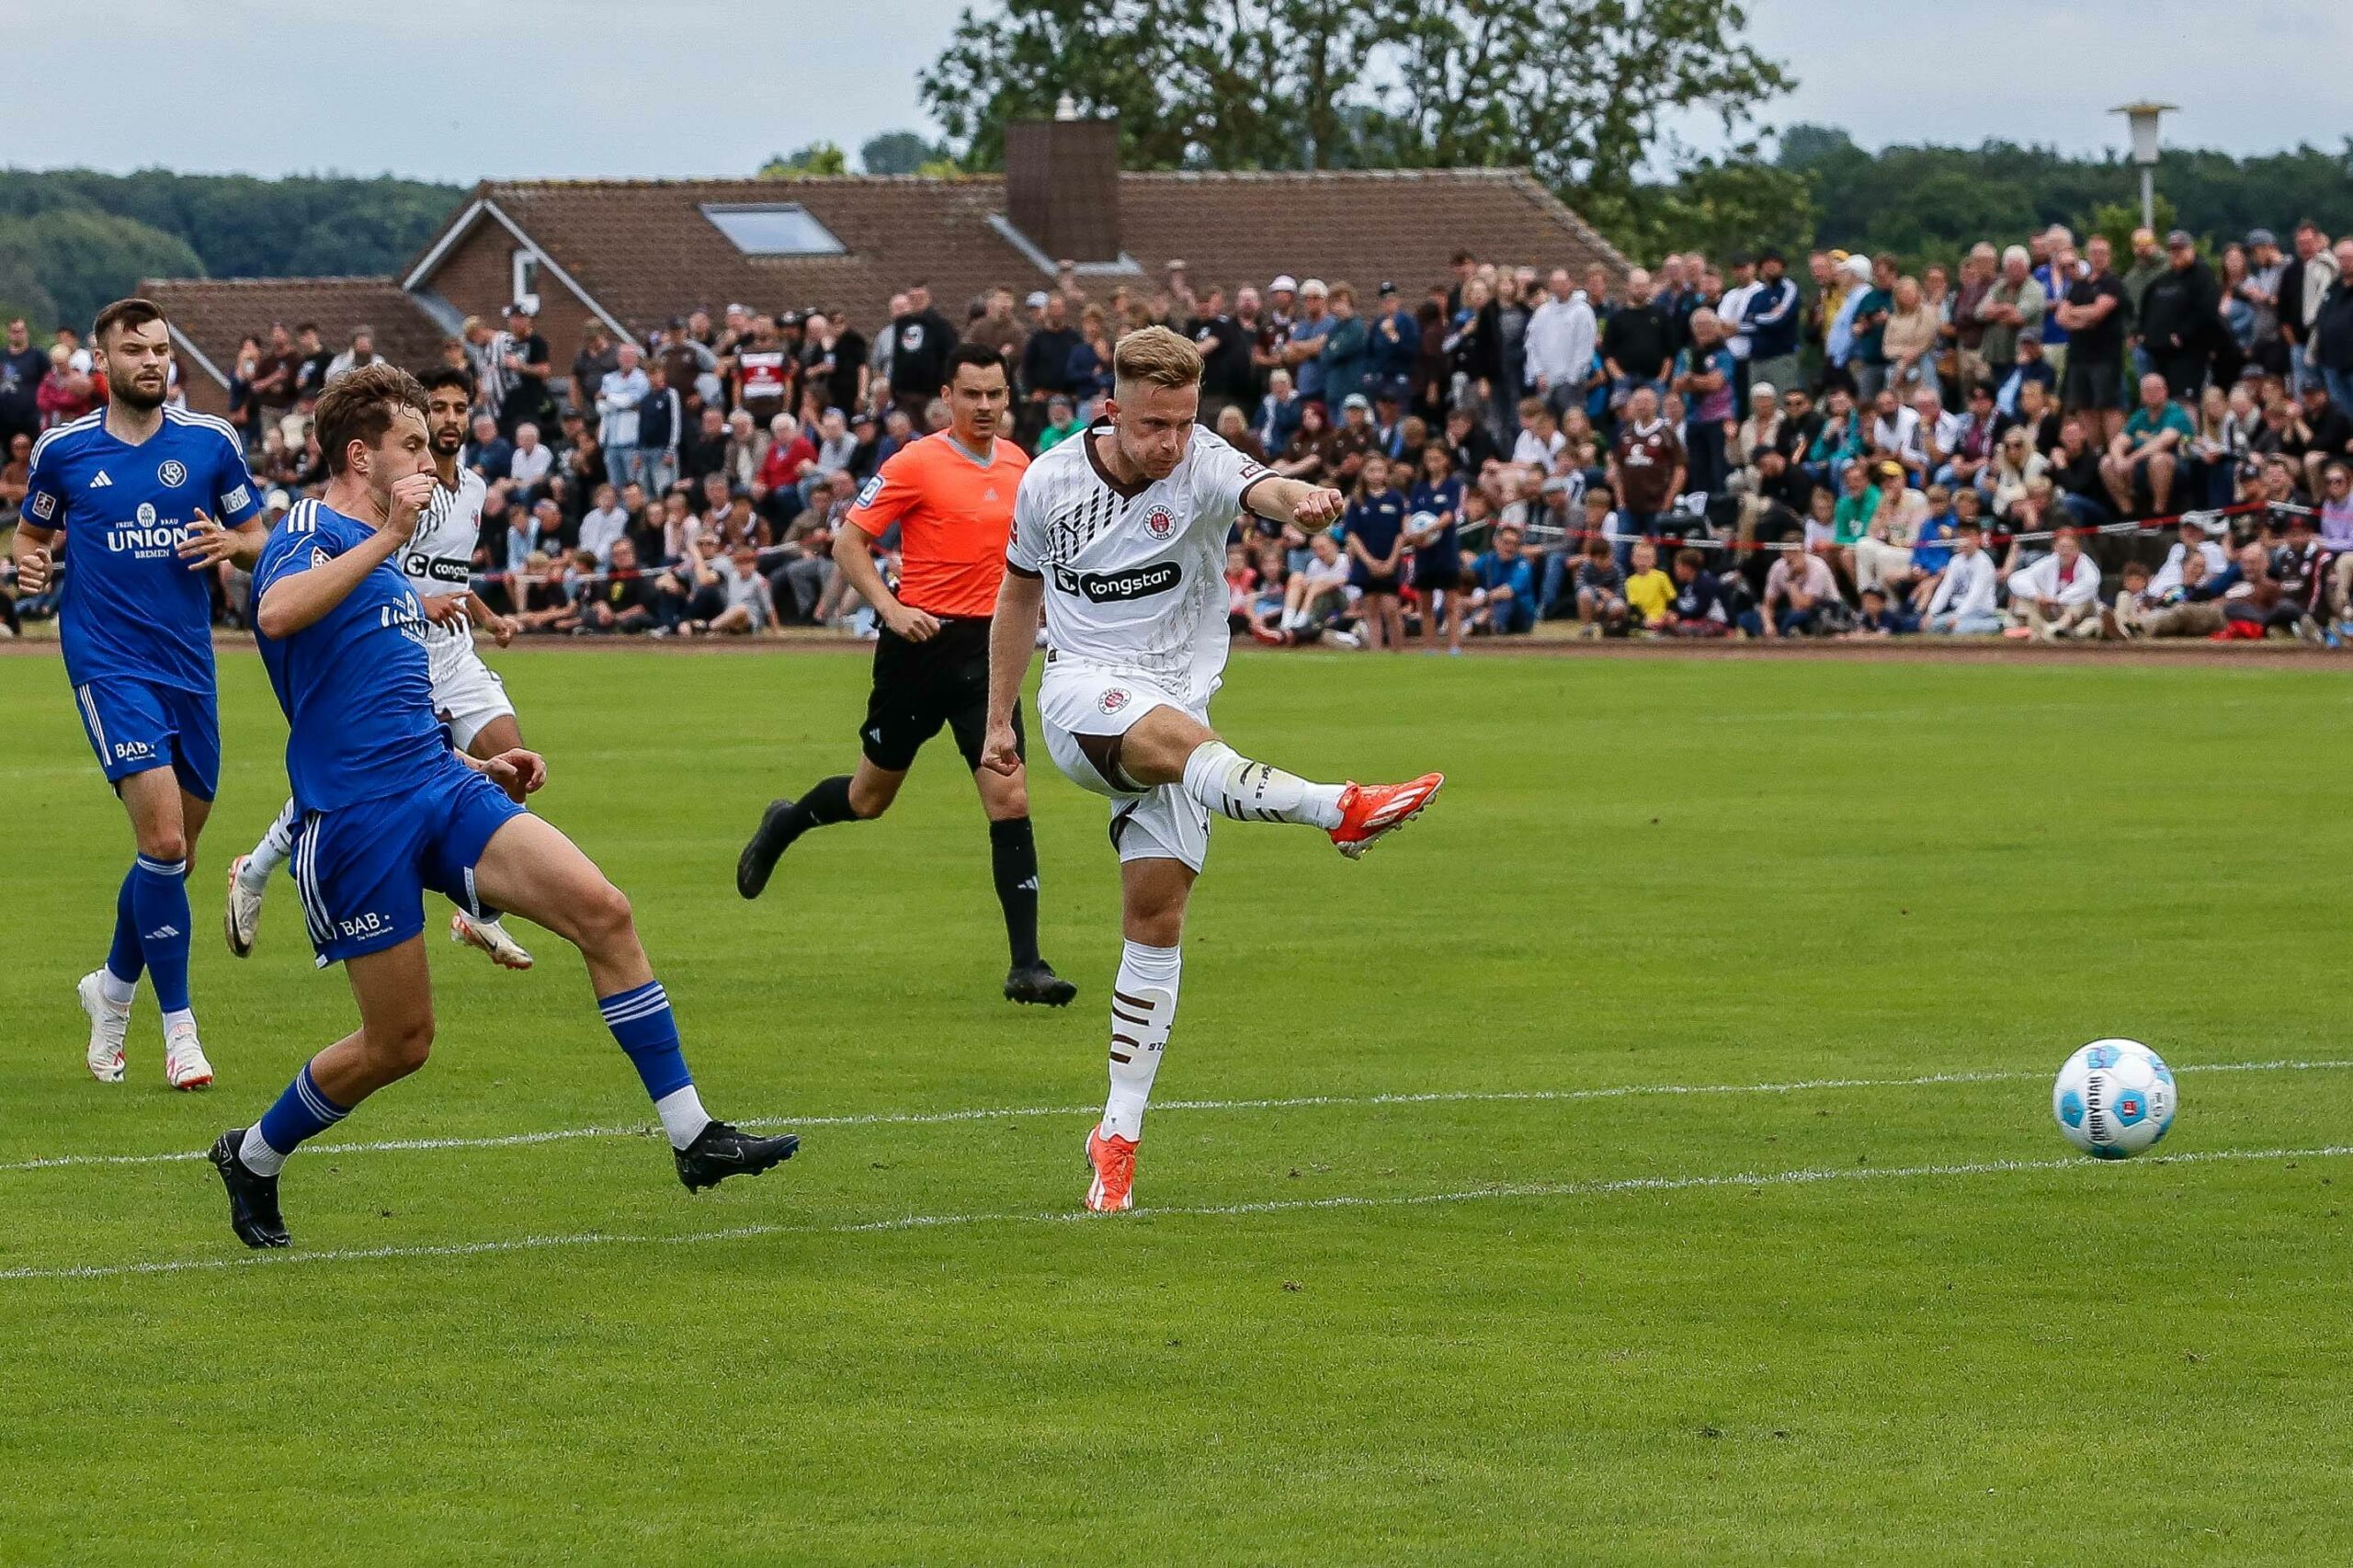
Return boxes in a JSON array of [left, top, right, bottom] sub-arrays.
[[2063, 358, 2123, 411], [860, 617, 1024, 773], [1357, 572, 1401, 597]]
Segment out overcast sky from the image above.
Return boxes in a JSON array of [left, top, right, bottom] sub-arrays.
[[5, 0, 2341, 183]]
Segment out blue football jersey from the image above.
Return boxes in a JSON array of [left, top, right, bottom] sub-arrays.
[[251, 498, 449, 812], [23, 406, 262, 693]]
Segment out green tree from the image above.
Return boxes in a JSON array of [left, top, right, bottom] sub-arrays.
[[759, 142, 850, 178], [0, 252, 59, 335], [918, 0, 1790, 222], [1596, 153, 1815, 264], [0, 209, 203, 336], [859, 131, 949, 176]]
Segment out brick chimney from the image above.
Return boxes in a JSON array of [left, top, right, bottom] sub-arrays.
[[1005, 100, 1120, 265]]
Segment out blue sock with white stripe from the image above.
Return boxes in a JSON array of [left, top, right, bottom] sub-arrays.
[[104, 868, 145, 999], [599, 981, 711, 1150], [130, 855, 192, 1016], [240, 1063, 349, 1176]]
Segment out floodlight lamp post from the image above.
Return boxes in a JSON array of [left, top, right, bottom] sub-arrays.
[[2111, 101, 2176, 233]]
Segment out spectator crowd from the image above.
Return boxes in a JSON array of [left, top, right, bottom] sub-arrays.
[[7, 211, 2353, 648]]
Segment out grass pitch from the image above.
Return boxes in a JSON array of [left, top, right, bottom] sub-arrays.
[[1, 645, 2348, 1565]]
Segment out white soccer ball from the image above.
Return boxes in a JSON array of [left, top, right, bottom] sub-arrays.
[[2052, 1039, 2176, 1159]]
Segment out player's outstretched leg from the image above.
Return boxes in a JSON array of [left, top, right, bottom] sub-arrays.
[[1085, 858, 1190, 1212], [477, 813, 796, 1191], [225, 798, 299, 958], [1133, 713, 1444, 860]]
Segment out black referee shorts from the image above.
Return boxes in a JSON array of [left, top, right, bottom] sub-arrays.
[[859, 616, 1025, 774]]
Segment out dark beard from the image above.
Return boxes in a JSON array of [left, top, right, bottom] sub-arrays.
[[111, 379, 166, 413]]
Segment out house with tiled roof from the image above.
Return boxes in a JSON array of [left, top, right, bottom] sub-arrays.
[[143, 116, 1630, 416]]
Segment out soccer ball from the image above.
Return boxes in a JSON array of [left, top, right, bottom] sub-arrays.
[[2052, 1039, 2176, 1159]]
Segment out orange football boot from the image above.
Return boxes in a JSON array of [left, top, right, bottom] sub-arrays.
[[1329, 772, 1445, 859]]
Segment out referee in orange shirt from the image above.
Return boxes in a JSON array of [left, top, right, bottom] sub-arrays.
[[736, 342, 1074, 1006]]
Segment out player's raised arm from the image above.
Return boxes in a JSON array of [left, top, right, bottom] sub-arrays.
[[256, 472, 434, 638], [1237, 472, 1347, 533]]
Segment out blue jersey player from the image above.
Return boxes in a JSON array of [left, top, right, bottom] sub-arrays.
[[205, 365, 796, 1249], [12, 299, 266, 1090]]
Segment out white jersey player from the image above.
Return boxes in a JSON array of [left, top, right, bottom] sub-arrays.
[[225, 366, 534, 969], [982, 326, 1444, 1213]]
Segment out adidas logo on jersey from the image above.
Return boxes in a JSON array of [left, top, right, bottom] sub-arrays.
[[88, 470, 112, 488]]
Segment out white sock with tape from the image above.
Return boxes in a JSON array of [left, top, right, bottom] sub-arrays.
[[1180, 741, 1345, 828], [1102, 941, 1182, 1142]]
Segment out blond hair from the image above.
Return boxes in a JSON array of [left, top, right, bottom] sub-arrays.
[[1111, 325, 1202, 393]]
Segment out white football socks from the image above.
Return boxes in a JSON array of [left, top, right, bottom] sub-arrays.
[[1103, 941, 1182, 1142], [239, 1123, 287, 1176], [654, 1085, 713, 1151], [244, 800, 300, 888], [1180, 741, 1346, 828], [98, 970, 137, 1008]]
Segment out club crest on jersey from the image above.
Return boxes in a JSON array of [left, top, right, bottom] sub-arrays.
[[157, 459, 188, 488], [1142, 503, 1177, 540], [1098, 687, 1131, 715], [29, 490, 55, 520]]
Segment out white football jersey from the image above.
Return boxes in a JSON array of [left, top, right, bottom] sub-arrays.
[[1007, 422, 1267, 708], [401, 468, 486, 658]]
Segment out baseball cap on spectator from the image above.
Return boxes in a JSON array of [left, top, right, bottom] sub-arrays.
[[725, 302, 748, 316], [2247, 228, 2278, 249], [1840, 254, 1870, 282], [2165, 229, 2195, 250], [1378, 280, 1398, 297], [1025, 290, 1049, 308], [1341, 392, 1370, 413], [1300, 278, 1328, 299], [2018, 328, 2044, 347], [1877, 460, 1904, 480], [264, 488, 291, 512], [1269, 274, 1299, 294], [666, 315, 687, 330]]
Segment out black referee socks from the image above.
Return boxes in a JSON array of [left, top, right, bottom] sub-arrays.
[[989, 816, 1043, 968], [777, 774, 861, 843]]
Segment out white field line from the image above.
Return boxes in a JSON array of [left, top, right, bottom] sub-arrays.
[[4, 1057, 2347, 1178], [4, 1142, 2347, 1285]]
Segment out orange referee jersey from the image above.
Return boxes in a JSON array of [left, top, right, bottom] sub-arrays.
[[845, 432, 1030, 619]]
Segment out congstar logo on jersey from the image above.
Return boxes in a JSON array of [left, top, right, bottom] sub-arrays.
[[1055, 560, 1181, 604], [404, 552, 472, 585]]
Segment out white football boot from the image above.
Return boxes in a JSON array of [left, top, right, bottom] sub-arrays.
[[76, 971, 130, 1084], [164, 1017, 213, 1091]]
